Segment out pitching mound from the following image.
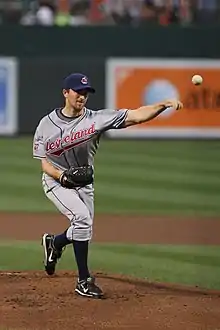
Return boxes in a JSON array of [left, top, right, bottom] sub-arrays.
[[1, 271, 220, 330]]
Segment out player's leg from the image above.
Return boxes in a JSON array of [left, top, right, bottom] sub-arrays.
[[43, 185, 92, 276], [41, 184, 76, 275], [42, 185, 103, 298], [73, 186, 101, 298]]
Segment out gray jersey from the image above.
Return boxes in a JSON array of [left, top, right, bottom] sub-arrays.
[[33, 107, 128, 190], [33, 107, 128, 242]]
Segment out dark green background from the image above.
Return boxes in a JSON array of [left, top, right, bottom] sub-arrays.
[[1, 26, 218, 57]]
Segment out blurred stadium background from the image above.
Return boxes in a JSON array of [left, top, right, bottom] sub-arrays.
[[0, 0, 220, 293]]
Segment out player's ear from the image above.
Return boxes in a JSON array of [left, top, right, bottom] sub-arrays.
[[62, 89, 69, 98]]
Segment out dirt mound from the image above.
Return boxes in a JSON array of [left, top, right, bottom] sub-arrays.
[[1, 271, 220, 330], [1, 213, 220, 329]]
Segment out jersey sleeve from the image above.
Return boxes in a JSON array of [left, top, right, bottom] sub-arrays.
[[33, 121, 46, 159], [95, 109, 128, 132]]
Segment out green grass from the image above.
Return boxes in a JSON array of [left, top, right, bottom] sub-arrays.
[[0, 137, 220, 215], [1, 240, 220, 290]]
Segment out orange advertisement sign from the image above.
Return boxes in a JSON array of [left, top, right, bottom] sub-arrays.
[[105, 59, 220, 138]]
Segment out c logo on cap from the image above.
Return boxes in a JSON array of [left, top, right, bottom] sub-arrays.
[[81, 77, 88, 84]]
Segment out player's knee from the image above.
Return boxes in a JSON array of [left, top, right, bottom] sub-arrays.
[[67, 212, 92, 241], [72, 211, 92, 227], [66, 223, 92, 241]]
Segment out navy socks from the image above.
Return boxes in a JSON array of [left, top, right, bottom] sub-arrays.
[[54, 230, 90, 281], [54, 230, 71, 250], [73, 240, 90, 281]]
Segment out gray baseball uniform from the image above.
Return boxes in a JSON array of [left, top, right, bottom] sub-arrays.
[[33, 107, 128, 241]]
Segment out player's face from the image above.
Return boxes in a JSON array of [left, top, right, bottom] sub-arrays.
[[64, 89, 89, 112]]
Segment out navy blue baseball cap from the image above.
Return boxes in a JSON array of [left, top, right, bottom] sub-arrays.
[[63, 73, 95, 94]]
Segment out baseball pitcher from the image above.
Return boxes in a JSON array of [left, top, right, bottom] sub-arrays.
[[33, 72, 183, 299]]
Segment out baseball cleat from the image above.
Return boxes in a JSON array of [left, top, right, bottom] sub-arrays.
[[42, 233, 63, 276], [75, 276, 104, 299]]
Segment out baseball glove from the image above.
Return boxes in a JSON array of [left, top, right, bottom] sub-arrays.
[[59, 165, 93, 188]]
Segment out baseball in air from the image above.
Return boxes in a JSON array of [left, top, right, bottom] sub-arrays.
[[192, 74, 203, 86]]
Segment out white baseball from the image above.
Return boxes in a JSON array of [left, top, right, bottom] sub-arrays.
[[192, 74, 203, 85]]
